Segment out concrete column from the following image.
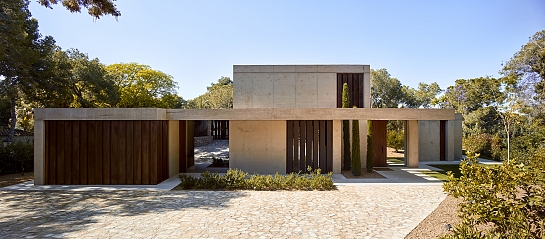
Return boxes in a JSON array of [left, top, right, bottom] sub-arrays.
[[406, 120, 419, 168], [33, 120, 45, 185], [168, 120, 180, 177], [453, 113, 463, 160], [447, 120, 455, 161], [360, 120, 368, 169], [333, 120, 342, 173]]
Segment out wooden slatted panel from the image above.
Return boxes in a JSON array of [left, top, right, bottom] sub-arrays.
[[337, 73, 364, 108], [44, 120, 169, 185], [372, 120, 388, 167], [286, 120, 333, 174]]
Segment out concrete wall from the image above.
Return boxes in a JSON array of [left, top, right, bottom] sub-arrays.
[[418, 121, 441, 161], [453, 114, 463, 160], [229, 120, 286, 174]]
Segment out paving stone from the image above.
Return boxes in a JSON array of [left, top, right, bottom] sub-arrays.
[[0, 185, 445, 238]]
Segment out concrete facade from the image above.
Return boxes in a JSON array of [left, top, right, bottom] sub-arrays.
[[33, 64, 462, 185]]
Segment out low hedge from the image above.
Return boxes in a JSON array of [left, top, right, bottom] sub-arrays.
[[177, 167, 336, 191]]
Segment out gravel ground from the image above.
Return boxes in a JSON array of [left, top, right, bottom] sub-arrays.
[[405, 195, 461, 238], [0, 172, 34, 188]]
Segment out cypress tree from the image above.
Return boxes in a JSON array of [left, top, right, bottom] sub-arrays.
[[366, 120, 374, 173], [342, 83, 351, 170], [351, 107, 361, 176]]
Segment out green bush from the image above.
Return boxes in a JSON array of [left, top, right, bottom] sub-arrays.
[[387, 129, 404, 152], [177, 167, 336, 191], [351, 117, 361, 176], [0, 141, 33, 176], [441, 151, 545, 238]]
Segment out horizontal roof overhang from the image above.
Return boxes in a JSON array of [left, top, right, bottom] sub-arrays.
[[35, 108, 456, 121]]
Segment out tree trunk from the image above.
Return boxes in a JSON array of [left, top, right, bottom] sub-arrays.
[[8, 96, 16, 142]]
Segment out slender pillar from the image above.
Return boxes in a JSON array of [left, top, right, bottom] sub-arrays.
[[333, 120, 342, 173], [406, 120, 419, 168], [34, 120, 45, 185], [168, 120, 180, 177]]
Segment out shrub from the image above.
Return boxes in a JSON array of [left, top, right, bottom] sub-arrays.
[[441, 151, 545, 238], [351, 116, 361, 176], [387, 129, 404, 152], [177, 167, 336, 191], [0, 141, 34, 176]]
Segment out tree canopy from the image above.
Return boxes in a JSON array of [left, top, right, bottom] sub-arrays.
[[105, 63, 181, 108], [38, 0, 120, 19], [184, 76, 233, 109]]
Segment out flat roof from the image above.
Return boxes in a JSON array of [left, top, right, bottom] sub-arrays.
[[35, 108, 456, 121]]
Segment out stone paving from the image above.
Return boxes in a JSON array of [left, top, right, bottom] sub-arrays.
[[194, 140, 229, 164], [0, 185, 446, 238]]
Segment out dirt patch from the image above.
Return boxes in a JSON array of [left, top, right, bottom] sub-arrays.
[[388, 147, 405, 158], [0, 172, 34, 188], [341, 170, 386, 179], [405, 195, 461, 239]]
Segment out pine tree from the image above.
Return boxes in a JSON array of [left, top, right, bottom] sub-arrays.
[[366, 120, 374, 173], [351, 107, 361, 176]]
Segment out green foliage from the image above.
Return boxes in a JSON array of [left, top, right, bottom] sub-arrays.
[[441, 152, 545, 238], [184, 77, 233, 109], [38, 0, 121, 19], [177, 167, 335, 191], [342, 83, 351, 170], [0, 141, 34, 176], [402, 82, 442, 108], [366, 120, 373, 173], [370, 68, 404, 108], [351, 117, 361, 176], [387, 130, 404, 152], [105, 63, 182, 108]]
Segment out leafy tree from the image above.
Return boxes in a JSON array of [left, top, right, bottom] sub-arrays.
[[0, 0, 56, 141], [187, 77, 233, 109], [105, 63, 181, 108], [342, 83, 351, 170], [403, 82, 441, 108], [38, 0, 120, 19], [366, 121, 373, 173], [370, 68, 404, 108]]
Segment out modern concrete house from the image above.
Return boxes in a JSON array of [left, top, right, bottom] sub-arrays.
[[33, 65, 461, 185]]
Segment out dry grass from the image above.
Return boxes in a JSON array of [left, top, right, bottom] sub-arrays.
[[0, 172, 34, 188]]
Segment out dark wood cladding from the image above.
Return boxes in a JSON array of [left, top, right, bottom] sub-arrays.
[[440, 120, 446, 161], [178, 120, 195, 173], [286, 120, 333, 174], [372, 120, 387, 167], [44, 120, 169, 185], [337, 73, 364, 108]]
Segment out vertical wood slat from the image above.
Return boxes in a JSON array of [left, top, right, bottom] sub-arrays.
[[95, 121, 104, 184], [141, 121, 150, 184], [149, 121, 158, 184], [293, 120, 300, 172], [118, 121, 127, 184], [299, 121, 306, 173], [372, 120, 388, 167], [87, 121, 96, 184], [440, 120, 446, 161], [133, 121, 142, 184], [305, 121, 313, 172], [337, 74, 342, 108], [358, 73, 364, 108], [102, 121, 111, 184], [286, 121, 294, 173], [319, 121, 326, 171], [71, 121, 80, 185], [55, 121, 66, 185], [63, 121, 72, 184], [326, 120, 333, 173], [110, 121, 120, 184], [162, 121, 169, 182], [126, 121, 134, 184], [313, 120, 319, 170], [79, 121, 88, 184]]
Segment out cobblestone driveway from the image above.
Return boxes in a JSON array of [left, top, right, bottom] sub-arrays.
[[0, 185, 445, 238]]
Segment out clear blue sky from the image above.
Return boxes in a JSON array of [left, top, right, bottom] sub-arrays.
[[28, 0, 545, 99]]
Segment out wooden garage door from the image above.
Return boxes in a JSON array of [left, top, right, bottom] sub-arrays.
[[44, 120, 169, 185]]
